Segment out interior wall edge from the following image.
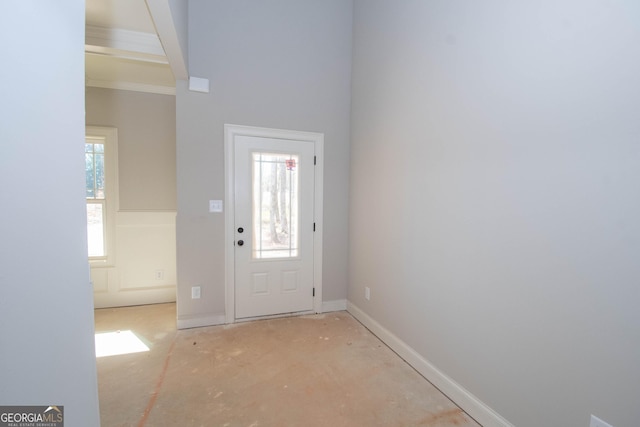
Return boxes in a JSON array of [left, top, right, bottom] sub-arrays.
[[177, 312, 227, 330], [322, 299, 348, 312], [347, 301, 514, 427]]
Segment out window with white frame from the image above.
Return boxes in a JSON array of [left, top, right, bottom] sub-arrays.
[[86, 138, 105, 257], [85, 127, 118, 263]]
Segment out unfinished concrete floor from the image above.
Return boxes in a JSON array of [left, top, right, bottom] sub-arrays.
[[95, 303, 480, 427]]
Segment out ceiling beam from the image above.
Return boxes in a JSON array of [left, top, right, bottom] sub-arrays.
[[86, 78, 176, 96], [85, 48, 168, 65], [146, 0, 189, 80], [86, 25, 165, 56]]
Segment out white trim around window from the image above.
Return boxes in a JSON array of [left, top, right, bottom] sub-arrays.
[[86, 126, 119, 267]]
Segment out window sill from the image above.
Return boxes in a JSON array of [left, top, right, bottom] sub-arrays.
[[89, 259, 114, 269]]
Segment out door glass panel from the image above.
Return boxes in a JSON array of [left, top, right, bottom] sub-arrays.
[[252, 152, 299, 259]]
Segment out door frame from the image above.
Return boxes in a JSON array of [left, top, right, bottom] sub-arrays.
[[224, 124, 324, 323]]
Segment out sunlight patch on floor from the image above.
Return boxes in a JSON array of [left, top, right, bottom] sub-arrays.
[[95, 330, 149, 358]]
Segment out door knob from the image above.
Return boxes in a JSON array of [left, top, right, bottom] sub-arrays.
[[238, 227, 244, 233], [237, 240, 244, 246]]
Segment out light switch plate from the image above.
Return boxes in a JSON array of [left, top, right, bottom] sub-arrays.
[[209, 200, 223, 213], [192, 286, 201, 299]]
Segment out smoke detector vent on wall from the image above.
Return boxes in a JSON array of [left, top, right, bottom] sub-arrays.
[[189, 76, 210, 93]]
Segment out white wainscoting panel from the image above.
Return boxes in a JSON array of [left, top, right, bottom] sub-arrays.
[[93, 211, 176, 308]]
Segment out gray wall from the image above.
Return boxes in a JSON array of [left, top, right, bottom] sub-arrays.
[[0, 1, 100, 425], [349, 1, 640, 427], [86, 87, 177, 211], [176, 0, 352, 322]]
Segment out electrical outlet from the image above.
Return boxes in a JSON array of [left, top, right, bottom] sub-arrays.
[[155, 270, 164, 281], [209, 200, 223, 213], [192, 286, 201, 299], [590, 415, 613, 427], [365, 287, 371, 301]]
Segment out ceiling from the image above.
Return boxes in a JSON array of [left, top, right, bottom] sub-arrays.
[[85, 0, 176, 95]]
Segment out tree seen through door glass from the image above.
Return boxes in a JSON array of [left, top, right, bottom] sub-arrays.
[[252, 152, 299, 258]]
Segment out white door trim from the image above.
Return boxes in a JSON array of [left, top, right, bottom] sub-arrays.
[[224, 124, 324, 324]]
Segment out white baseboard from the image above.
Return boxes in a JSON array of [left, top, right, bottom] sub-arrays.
[[347, 301, 513, 427], [177, 313, 226, 329], [322, 299, 347, 312], [179, 300, 347, 329]]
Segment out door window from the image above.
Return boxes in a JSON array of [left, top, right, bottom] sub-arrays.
[[251, 152, 299, 259]]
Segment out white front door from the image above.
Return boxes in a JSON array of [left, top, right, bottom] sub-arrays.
[[233, 134, 316, 319]]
